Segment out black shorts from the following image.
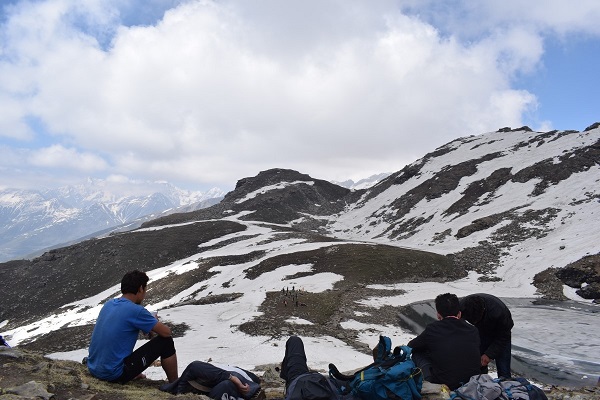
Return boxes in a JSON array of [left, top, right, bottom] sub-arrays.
[[113, 336, 176, 384]]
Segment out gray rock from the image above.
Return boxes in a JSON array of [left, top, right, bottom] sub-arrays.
[[0, 346, 23, 359], [5, 381, 54, 400]]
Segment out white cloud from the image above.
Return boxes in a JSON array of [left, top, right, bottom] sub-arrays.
[[0, 0, 598, 190], [29, 145, 108, 171], [399, 1, 600, 39]]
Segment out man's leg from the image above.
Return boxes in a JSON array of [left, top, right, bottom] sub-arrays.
[[117, 336, 177, 383], [494, 340, 512, 379], [280, 336, 309, 388], [162, 352, 178, 382], [411, 350, 434, 382]]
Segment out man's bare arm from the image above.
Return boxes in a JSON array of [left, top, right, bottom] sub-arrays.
[[151, 321, 172, 337]]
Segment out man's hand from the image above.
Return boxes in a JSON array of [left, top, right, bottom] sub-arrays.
[[481, 354, 491, 367], [230, 375, 250, 396]]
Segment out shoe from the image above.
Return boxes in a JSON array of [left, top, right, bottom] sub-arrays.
[[250, 388, 266, 400]]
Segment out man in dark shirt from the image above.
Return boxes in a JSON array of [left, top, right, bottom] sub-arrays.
[[408, 293, 481, 390], [460, 293, 514, 379]]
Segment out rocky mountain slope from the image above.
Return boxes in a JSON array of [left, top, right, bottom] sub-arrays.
[[0, 180, 224, 262], [1, 124, 599, 393], [142, 123, 600, 302], [329, 124, 600, 300]]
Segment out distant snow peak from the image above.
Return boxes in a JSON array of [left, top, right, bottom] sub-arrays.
[[333, 173, 391, 190], [0, 179, 225, 262]]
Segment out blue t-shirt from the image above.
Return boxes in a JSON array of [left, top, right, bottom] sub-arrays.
[[87, 298, 157, 381]]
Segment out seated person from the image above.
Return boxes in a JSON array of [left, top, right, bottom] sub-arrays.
[[160, 360, 264, 400], [407, 293, 481, 390], [280, 336, 337, 400], [87, 270, 178, 383]]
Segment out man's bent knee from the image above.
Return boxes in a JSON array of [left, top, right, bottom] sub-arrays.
[[153, 336, 176, 359]]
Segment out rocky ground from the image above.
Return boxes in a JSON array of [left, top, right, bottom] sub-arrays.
[[2, 346, 599, 400]]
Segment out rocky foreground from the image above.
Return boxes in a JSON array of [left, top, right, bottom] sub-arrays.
[[1, 347, 599, 400]]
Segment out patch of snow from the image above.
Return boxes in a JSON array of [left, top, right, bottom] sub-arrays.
[[235, 181, 315, 204]]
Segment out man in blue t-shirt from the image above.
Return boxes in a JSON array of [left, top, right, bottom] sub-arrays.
[[87, 270, 178, 383]]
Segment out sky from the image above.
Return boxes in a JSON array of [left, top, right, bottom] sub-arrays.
[[0, 0, 599, 193]]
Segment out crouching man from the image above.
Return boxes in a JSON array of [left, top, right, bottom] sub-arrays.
[[460, 293, 514, 379], [87, 270, 178, 383]]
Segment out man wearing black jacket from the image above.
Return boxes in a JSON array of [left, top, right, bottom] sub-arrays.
[[407, 293, 481, 390], [460, 293, 514, 379]]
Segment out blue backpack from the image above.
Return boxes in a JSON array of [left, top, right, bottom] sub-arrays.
[[329, 336, 423, 400]]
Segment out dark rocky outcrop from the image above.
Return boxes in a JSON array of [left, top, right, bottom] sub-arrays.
[[142, 169, 353, 228], [584, 122, 600, 132], [555, 254, 600, 300]]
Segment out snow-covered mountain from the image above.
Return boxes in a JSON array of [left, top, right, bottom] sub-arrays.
[[333, 172, 392, 190], [1, 123, 599, 388], [140, 123, 599, 302], [0, 180, 225, 262], [328, 125, 600, 298]]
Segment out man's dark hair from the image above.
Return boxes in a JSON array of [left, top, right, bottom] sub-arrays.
[[460, 295, 486, 325], [435, 293, 460, 317], [121, 270, 149, 295]]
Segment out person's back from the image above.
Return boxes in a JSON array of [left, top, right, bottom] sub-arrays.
[[410, 316, 480, 389], [461, 293, 513, 340], [88, 297, 156, 380], [460, 293, 514, 379], [87, 270, 178, 384], [408, 293, 480, 390]]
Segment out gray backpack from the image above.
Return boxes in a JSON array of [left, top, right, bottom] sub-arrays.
[[452, 374, 503, 400]]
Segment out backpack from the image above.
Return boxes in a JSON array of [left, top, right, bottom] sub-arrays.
[[329, 336, 423, 400], [452, 375, 548, 400], [452, 374, 503, 400], [498, 377, 548, 400]]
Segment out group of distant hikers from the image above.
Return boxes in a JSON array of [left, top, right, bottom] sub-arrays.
[[83, 269, 521, 400]]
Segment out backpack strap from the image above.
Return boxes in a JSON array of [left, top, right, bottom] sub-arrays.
[[328, 363, 355, 381], [375, 336, 392, 362]]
